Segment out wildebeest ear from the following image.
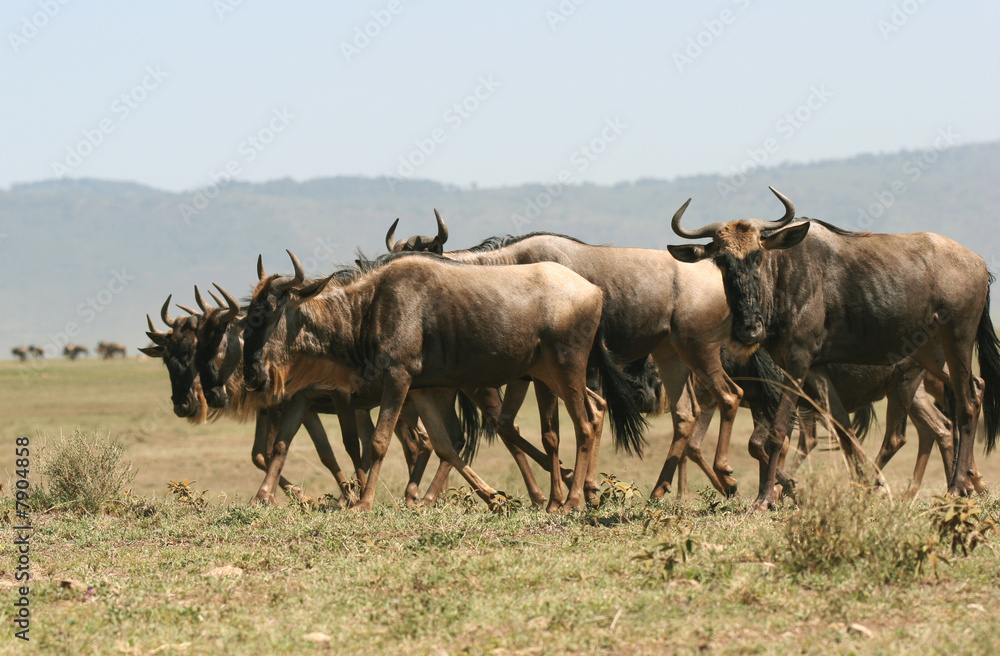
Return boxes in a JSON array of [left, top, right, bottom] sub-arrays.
[[139, 345, 164, 358], [292, 275, 332, 302], [146, 331, 169, 346], [762, 221, 809, 251], [667, 243, 713, 263]]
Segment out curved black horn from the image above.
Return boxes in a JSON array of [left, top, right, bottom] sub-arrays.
[[207, 288, 225, 308], [176, 303, 198, 316], [670, 198, 726, 240], [385, 218, 400, 252], [194, 285, 211, 312], [764, 186, 796, 228], [273, 250, 305, 291], [432, 209, 448, 245], [256, 254, 266, 281], [160, 295, 176, 328], [213, 283, 241, 322], [147, 314, 165, 335]]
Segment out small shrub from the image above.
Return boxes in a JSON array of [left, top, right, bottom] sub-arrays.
[[597, 473, 643, 506], [38, 428, 135, 514], [771, 472, 932, 582], [166, 479, 209, 512], [490, 490, 523, 516], [441, 486, 478, 511], [928, 495, 996, 557]]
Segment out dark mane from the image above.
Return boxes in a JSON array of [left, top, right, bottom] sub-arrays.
[[457, 231, 589, 255], [762, 218, 870, 239]]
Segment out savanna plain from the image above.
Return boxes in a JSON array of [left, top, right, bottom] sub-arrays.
[[2, 357, 999, 655]]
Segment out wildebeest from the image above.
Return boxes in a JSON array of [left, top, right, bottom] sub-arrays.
[[97, 341, 127, 359], [381, 211, 788, 499], [182, 283, 475, 506], [11, 346, 28, 361], [27, 345, 44, 359], [232, 257, 590, 510], [63, 344, 89, 360], [241, 251, 647, 511], [142, 295, 448, 505], [385, 209, 449, 254], [668, 187, 1000, 508]]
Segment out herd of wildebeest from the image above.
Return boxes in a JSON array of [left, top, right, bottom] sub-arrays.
[[11, 341, 126, 361], [141, 188, 1000, 512]]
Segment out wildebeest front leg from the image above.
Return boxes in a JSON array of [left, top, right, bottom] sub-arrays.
[[673, 347, 743, 497], [395, 410, 434, 505], [299, 410, 355, 505], [250, 409, 302, 502], [407, 389, 500, 508], [331, 393, 367, 489], [750, 361, 807, 511], [254, 394, 309, 504], [650, 360, 699, 498], [462, 382, 547, 507], [351, 375, 411, 511]]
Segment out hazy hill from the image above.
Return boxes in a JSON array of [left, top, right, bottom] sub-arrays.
[[1, 140, 998, 360]]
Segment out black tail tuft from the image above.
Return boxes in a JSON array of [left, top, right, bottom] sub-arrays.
[[623, 356, 667, 415], [456, 390, 484, 462], [851, 404, 876, 443], [589, 323, 649, 457], [976, 285, 1000, 453]]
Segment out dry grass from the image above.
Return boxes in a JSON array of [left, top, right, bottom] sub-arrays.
[[2, 358, 1000, 655]]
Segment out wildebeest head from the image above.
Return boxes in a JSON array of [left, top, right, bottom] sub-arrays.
[[141, 295, 203, 418], [192, 284, 242, 408], [667, 187, 810, 346], [243, 250, 329, 392], [384, 209, 449, 254]]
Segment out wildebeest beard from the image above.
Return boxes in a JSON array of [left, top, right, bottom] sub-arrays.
[[716, 250, 767, 347]]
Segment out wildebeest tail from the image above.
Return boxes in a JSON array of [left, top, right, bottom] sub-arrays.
[[851, 403, 876, 443], [589, 322, 649, 457], [976, 284, 1000, 453], [456, 390, 493, 462], [623, 356, 667, 416]]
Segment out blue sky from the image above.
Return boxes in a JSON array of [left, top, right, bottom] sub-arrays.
[[2, 0, 997, 191]]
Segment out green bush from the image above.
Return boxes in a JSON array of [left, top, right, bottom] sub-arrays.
[[770, 471, 933, 583], [38, 428, 135, 514]]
